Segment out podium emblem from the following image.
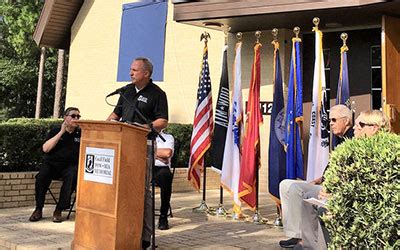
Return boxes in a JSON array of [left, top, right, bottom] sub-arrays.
[[85, 154, 95, 173]]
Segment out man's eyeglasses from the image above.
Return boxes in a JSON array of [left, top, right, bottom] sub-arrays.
[[329, 117, 345, 123], [68, 114, 81, 119], [358, 121, 375, 128]]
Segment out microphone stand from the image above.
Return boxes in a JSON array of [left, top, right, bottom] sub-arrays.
[[111, 92, 165, 250]]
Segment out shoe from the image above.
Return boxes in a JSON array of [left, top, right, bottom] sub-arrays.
[[279, 238, 301, 248], [142, 240, 150, 249], [158, 215, 169, 230], [52, 209, 62, 223], [29, 209, 42, 222]]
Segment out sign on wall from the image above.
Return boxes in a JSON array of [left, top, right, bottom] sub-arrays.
[[84, 147, 115, 185], [245, 101, 273, 115]]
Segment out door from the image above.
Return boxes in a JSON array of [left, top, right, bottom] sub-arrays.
[[382, 15, 400, 134]]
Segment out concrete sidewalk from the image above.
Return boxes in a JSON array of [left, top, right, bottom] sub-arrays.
[[0, 190, 285, 249]]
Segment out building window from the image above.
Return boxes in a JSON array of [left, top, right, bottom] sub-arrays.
[[371, 45, 382, 110]]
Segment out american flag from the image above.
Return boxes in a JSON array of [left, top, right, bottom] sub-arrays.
[[188, 44, 214, 190]]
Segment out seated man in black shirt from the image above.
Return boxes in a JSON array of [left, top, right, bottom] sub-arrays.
[[29, 107, 81, 223]]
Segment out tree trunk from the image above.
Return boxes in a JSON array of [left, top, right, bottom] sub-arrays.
[[53, 49, 65, 118], [35, 47, 46, 119]]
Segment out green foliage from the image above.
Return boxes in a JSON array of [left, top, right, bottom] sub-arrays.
[[0, 118, 62, 172], [323, 131, 400, 248], [0, 1, 65, 118], [0, 120, 195, 172], [165, 123, 193, 167]]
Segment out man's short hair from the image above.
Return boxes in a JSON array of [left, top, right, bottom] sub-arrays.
[[330, 104, 353, 125], [135, 57, 153, 77], [64, 107, 80, 116]]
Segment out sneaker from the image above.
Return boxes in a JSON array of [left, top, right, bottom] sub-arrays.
[[279, 238, 301, 248], [293, 243, 303, 250], [52, 209, 62, 223], [142, 240, 150, 249], [158, 215, 169, 230], [29, 209, 42, 222]]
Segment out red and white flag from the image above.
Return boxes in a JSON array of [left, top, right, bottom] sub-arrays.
[[188, 43, 213, 190]]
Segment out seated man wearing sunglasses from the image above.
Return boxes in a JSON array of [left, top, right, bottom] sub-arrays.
[[29, 107, 81, 223], [279, 104, 354, 249]]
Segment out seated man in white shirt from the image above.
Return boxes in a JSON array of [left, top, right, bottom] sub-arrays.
[[278, 104, 354, 249], [154, 131, 174, 230]]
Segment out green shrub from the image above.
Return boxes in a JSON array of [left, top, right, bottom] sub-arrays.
[[0, 119, 195, 172], [164, 123, 193, 167], [323, 131, 400, 248], [0, 118, 62, 172]]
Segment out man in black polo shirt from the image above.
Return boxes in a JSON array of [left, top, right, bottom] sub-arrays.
[[107, 57, 168, 130], [107, 57, 168, 249], [29, 107, 81, 223]]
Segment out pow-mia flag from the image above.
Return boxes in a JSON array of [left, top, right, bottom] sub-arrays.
[[211, 45, 230, 173]]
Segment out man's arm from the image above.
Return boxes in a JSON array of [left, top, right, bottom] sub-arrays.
[[152, 118, 168, 132], [309, 176, 323, 185], [42, 123, 66, 153], [156, 148, 173, 164], [106, 112, 120, 121]]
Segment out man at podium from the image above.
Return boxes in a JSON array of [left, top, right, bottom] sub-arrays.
[[107, 57, 168, 249]]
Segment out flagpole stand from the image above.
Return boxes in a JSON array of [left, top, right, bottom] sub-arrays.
[[193, 166, 210, 213], [215, 204, 228, 217], [192, 199, 209, 213], [252, 210, 267, 225], [274, 215, 283, 227]]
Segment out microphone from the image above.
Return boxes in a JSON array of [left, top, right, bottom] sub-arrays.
[[106, 85, 129, 98]]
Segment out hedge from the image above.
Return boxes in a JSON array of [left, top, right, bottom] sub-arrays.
[[0, 118, 62, 172], [0, 119, 198, 172], [323, 131, 400, 248]]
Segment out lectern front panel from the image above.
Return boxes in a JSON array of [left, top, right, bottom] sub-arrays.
[[74, 121, 149, 250]]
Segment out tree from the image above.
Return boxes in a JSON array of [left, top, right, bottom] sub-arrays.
[[0, 0, 65, 120]]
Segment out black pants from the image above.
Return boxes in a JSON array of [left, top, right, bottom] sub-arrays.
[[35, 161, 77, 210], [153, 166, 173, 216]]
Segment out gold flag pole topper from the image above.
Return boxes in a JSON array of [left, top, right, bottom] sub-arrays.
[[313, 17, 320, 29], [236, 32, 243, 42], [294, 26, 300, 39], [272, 28, 279, 42], [223, 26, 231, 45], [341, 32, 348, 46], [200, 31, 211, 44], [255, 30, 261, 44]]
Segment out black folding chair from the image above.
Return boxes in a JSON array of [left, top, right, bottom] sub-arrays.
[[47, 178, 76, 219]]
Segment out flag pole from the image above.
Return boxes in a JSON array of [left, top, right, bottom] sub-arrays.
[[270, 28, 284, 227], [251, 31, 267, 225], [193, 31, 211, 214], [214, 27, 231, 217]]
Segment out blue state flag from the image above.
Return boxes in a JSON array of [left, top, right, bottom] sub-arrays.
[[268, 40, 286, 202], [332, 43, 351, 148], [285, 37, 304, 180]]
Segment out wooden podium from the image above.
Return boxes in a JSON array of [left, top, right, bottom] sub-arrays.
[[73, 120, 150, 250]]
